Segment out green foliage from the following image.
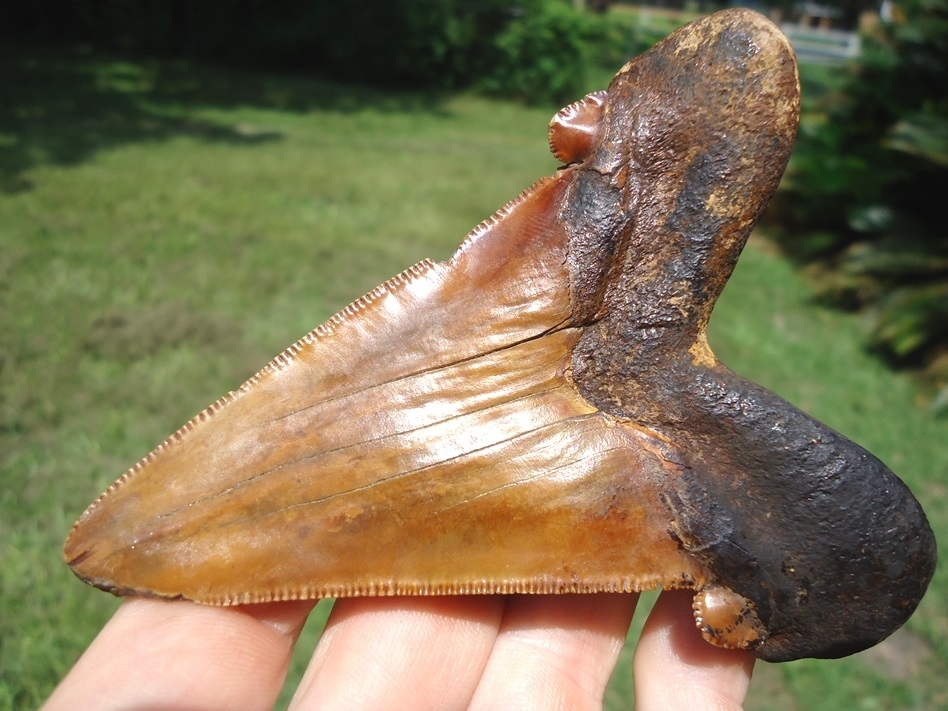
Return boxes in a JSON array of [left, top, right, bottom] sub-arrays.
[[4, 0, 639, 102], [309, 0, 514, 88], [305, 0, 641, 101], [773, 0, 948, 411], [479, 1, 632, 104]]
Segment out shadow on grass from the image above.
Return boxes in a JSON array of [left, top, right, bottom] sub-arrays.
[[0, 42, 447, 193]]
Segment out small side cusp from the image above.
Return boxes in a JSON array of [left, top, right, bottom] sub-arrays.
[[548, 91, 607, 165], [694, 584, 768, 652]]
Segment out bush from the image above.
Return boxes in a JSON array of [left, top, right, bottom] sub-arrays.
[[479, 1, 630, 105], [310, 0, 516, 88], [772, 0, 948, 411], [7, 0, 637, 99], [306, 0, 638, 101]]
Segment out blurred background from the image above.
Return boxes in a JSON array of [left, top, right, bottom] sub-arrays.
[[1, 1, 945, 708]]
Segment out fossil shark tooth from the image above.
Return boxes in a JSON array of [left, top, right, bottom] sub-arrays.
[[65, 9, 936, 663]]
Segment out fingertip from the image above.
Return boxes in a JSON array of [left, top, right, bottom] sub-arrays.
[[43, 597, 315, 711], [468, 593, 639, 711], [633, 590, 755, 711], [291, 596, 506, 711]]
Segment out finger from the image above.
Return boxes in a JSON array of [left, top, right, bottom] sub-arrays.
[[633, 590, 755, 711], [468, 593, 639, 711], [42, 597, 314, 711], [289, 596, 505, 711]]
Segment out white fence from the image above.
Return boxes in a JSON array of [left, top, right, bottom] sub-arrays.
[[780, 24, 861, 64]]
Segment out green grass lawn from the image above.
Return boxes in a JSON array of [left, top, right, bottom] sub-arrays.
[[1, 46, 945, 710]]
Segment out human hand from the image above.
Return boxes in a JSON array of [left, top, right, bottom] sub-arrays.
[[42, 590, 753, 710]]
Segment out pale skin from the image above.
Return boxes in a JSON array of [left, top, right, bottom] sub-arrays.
[[43, 589, 754, 710]]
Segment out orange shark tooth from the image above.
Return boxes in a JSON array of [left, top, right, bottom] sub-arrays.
[[65, 9, 935, 663]]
